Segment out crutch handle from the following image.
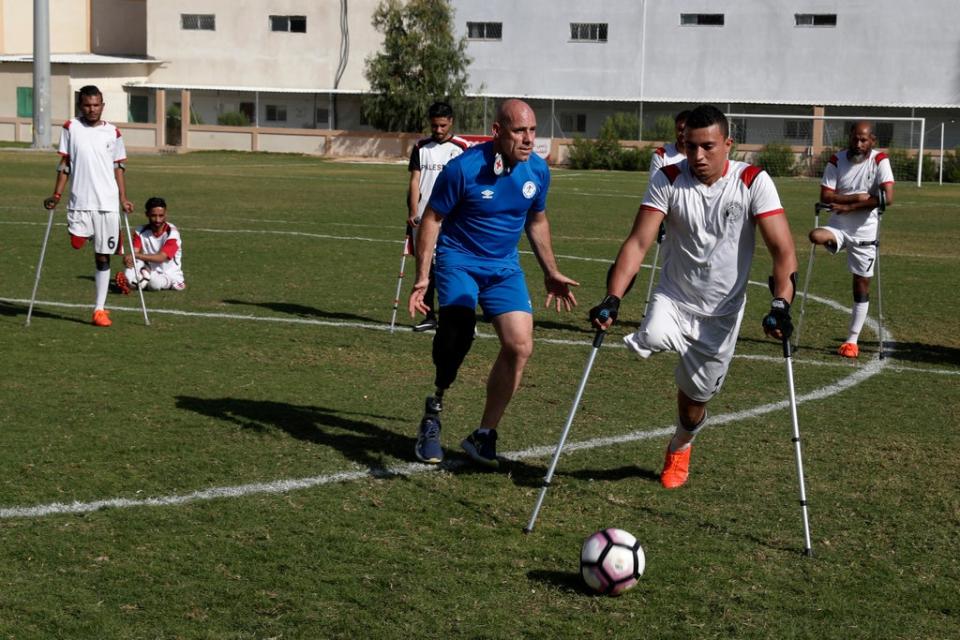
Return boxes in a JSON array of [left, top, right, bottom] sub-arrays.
[[814, 202, 832, 214], [591, 329, 606, 348], [877, 189, 886, 215]]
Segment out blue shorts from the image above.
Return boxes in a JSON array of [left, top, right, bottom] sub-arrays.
[[435, 261, 532, 320]]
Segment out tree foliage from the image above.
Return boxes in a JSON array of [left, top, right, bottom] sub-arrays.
[[363, 0, 476, 133]]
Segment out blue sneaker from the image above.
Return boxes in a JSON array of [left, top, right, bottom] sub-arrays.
[[415, 396, 443, 464], [461, 428, 499, 469]]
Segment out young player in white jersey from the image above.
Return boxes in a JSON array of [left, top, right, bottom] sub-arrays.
[[406, 102, 469, 331], [116, 197, 185, 293], [649, 110, 691, 175], [43, 84, 134, 327], [809, 121, 895, 358], [591, 105, 798, 490]]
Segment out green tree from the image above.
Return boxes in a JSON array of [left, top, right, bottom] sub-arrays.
[[363, 0, 477, 132]]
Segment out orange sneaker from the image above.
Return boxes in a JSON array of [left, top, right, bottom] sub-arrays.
[[115, 271, 131, 295], [92, 309, 112, 327], [660, 445, 692, 489], [838, 342, 859, 359]]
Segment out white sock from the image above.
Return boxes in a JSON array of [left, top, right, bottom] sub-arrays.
[[668, 412, 707, 453], [94, 269, 110, 310], [846, 302, 870, 344]]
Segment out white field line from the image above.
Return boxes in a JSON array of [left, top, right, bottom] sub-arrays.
[[4, 218, 955, 261], [0, 231, 948, 519]]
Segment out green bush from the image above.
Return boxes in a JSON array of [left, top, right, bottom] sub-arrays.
[[567, 136, 652, 172], [941, 148, 960, 183], [599, 112, 640, 141], [886, 146, 938, 182], [643, 115, 674, 142], [217, 111, 250, 127], [756, 142, 796, 177]]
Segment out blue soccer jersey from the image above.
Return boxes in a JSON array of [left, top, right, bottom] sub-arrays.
[[428, 141, 550, 266]]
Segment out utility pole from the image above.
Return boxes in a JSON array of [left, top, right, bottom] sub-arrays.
[[32, 0, 52, 149]]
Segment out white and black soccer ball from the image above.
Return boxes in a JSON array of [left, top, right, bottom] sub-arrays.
[[580, 527, 645, 596]]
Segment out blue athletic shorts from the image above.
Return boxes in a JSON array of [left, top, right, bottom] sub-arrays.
[[435, 261, 532, 320]]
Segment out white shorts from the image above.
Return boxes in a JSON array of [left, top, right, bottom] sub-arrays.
[[125, 261, 186, 291], [623, 292, 746, 402], [67, 209, 121, 255], [820, 214, 878, 277]]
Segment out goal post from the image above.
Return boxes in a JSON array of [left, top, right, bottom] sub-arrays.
[[726, 113, 926, 187]]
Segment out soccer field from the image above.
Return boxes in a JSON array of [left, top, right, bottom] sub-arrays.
[[1, 149, 958, 639]]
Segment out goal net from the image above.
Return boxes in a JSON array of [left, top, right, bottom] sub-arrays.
[[726, 113, 926, 186]]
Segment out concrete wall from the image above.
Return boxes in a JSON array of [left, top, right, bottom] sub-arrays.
[[145, 0, 382, 91], [452, 0, 960, 108], [0, 0, 90, 54], [92, 0, 147, 56]]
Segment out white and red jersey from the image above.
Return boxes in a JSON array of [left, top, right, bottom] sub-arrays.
[[57, 117, 127, 211], [134, 221, 184, 285], [649, 142, 685, 176], [408, 135, 469, 217], [642, 159, 785, 317], [822, 149, 894, 232]]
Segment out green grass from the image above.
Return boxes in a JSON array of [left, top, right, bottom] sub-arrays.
[[1, 150, 958, 639]]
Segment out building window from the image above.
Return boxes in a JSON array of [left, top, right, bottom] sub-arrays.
[[316, 108, 330, 128], [570, 23, 608, 42], [181, 14, 215, 30], [795, 14, 837, 27], [560, 113, 587, 134], [17, 87, 33, 117], [270, 15, 307, 33], [680, 14, 724, 26], [467, 22, 502, 40], [128, 95, 149, 123], [784, 119, 812, 141], [265, 105, 287, 122], [730, 117, 747, 144]]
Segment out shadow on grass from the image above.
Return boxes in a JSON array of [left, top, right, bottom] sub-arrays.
[[221, 299, 382, 324], [175, 396, 413, 472], [500, 458, 661, 489], [886, 341, 960, 367], [526, 569, 594, 595], [0, 300, 89, 325]]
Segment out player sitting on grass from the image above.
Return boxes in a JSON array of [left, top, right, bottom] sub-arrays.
[[115, 196, 185, 293]]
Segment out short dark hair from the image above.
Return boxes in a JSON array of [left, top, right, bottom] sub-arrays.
[[684, 105, 729, 139], [145, 196, 167, 211], [428, 102, 454, 119], [675, 110, 692, 125], [78, 85, 102, 101]]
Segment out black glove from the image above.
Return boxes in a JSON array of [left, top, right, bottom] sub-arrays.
[[762, 298, 793, 339], [589, 295, 621, 325]]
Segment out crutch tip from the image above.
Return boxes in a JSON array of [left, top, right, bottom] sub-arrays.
[[803, 548, 814, 558], [522, 527, 533, 535]]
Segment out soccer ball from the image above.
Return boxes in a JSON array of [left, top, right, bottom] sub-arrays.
[[580, 528, 645, 596]]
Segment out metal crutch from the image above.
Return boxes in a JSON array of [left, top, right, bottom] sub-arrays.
[[793, 203, 831, 351], [25, 206, 57, 327]]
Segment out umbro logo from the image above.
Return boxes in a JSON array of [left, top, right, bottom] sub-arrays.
[[481, 189, 494, 200]]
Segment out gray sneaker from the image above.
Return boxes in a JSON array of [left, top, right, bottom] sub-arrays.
[[414, 396, 443, 464], [461, 428, 499, 469]]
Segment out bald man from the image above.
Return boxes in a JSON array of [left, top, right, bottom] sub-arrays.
[[810, 121, 895, 358], [409, 99, 579, 468]]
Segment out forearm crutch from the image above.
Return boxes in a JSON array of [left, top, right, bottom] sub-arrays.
[[25, 206, 57, 327], [525, 329, 606, 534], [780, 334, 814, 557], [875, 190, 886, 359], [122, 211, 150, 326], [389, 224, 414, 333], [793, 203, 830, 351], [641, 222, 666, 317]]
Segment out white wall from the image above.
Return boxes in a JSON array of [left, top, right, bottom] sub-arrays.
[[451, 0, 960, 108], [146, 0, 382, 91]]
